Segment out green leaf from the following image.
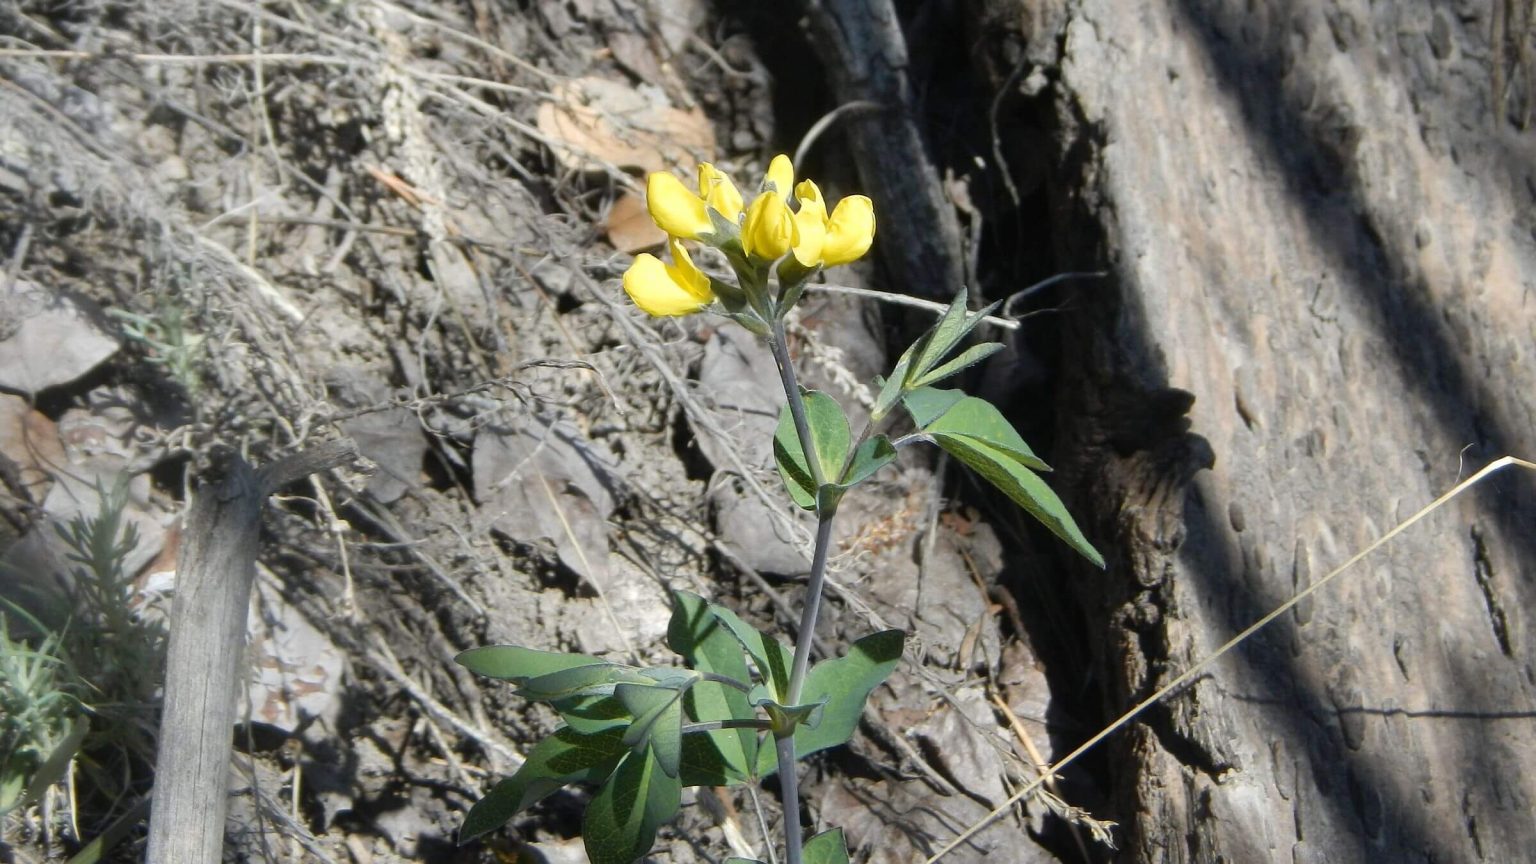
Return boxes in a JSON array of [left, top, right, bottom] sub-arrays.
[[804, 828, 852, 864], [459, 726, 628, 844], [617, 683, 687, 778], [911, 341, 1004, 388], [904, 388, 1050, 472], [934, 435, 1104, 568], [773, 390, 851, 511], [901, 385, 966, 429], [583, 748, 682, 864], [759, 697, 826, 737], [908, 289, 1000, 386], [756, 629, 905, 775], [871, 351, 912, 420], [709, 604, 794, 704], [678, 729, 749, 787], [553, 694, 633, 734], [455, 645, 606, 683], [836, 435, 896, 490], [517, 663, 639, 701], [667, 592, 757, 780]]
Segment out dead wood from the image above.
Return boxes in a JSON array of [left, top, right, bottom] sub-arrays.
[[146, 440, 357, 864]]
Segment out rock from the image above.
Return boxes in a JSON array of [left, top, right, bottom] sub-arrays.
[[0, 280, 118, 394]]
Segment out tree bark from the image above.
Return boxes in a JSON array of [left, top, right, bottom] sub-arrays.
[[1029, 1, 1536, 861]]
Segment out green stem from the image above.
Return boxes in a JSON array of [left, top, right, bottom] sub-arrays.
[[765, 314, 839, 864], [786, 514, 834, 705], [774, 733, 805, 864], [768, 317, 825, 489]]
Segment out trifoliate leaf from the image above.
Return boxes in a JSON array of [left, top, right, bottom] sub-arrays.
[[756, 629, 904, 775]]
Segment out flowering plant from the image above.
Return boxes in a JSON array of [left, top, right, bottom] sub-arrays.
[[457, 156, 1101, 864]]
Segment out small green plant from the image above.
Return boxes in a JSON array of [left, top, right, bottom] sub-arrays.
[[457, 155, 1102, 864], [108, 295, 205, 399], [0, 608, 85, 818], [0, 477, 165, 853]]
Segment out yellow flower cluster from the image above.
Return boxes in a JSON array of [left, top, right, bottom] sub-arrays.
[[622, 155, 876, 317]]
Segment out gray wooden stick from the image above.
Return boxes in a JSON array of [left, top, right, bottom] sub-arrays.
[[146, 439, 357, 863]]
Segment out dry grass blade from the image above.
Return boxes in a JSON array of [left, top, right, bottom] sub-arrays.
[[926, 455, 1536, 862]]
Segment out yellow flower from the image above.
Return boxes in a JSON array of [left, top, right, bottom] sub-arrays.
[[787, 180, 874, 267], [819, 194, 875, 266], [697, 163, 743, 223], [741, 190, 798, 262], [623, 238, 714, 316], [790, 180, 828, 267], [763, 154, 794, 195], [646, 171, 712, 240]]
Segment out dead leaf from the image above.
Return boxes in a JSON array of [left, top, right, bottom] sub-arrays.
[[473, 415, 620, 590], [536, 76, 714, 174], [606, 189, 668, 253]]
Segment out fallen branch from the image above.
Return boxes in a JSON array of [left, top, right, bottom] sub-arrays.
[[147, 439, 359, 864]]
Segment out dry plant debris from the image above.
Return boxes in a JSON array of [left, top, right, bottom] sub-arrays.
[[0, 1, 1084, 861]]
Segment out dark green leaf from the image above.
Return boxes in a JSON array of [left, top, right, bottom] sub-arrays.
[[904, 388, 1049, 472], [911, 341, 1004, 388], [677, 729, 748, 787], [836, 435, 896, 490], [773, 390, 851, 511], [756, 629, 904, 775], [459, 726, 628, 844], [617, 683, 686, 778], [804, 828, 852, 864], [582, 748, 682, 864], [455, 645, 606, 683], [553, 694, 632, 734], [934, 435, 1104, 568], [710, 604, 794, 704], [667, 592, 757, 779]]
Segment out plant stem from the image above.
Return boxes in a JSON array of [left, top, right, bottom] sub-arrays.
[[775, 733, 805, 864], [768, 317, 825, 489], [766, 316, 841, 864], [786, 514, 834, 704]]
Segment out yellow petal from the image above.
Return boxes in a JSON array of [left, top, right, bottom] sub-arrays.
[[791, 179, 828, 266], [820, 195, 875, 266], [697, 163, 744, 222], [646, 172, 711, 240], [623, 251, 712, 316], [666, 237, 713, 303], [742, 190, 798, 262], [763, 154, 794, 195]]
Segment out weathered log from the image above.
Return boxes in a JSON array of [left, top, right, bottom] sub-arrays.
[[147, 439, 357, 863], [1022, 1, 1536, 861], [802, 0, 969, 300]]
